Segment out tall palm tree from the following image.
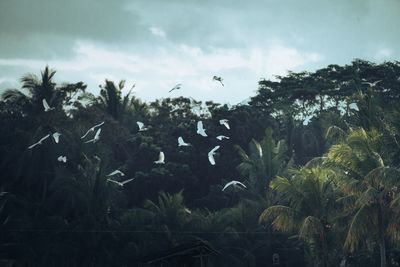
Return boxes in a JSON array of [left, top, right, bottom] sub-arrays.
[[235, 128, 288, 198], [328, 127, 400, 267], [259, 165, 337, 267]]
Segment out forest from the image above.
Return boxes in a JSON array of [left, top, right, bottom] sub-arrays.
[[1, 59, 400, 267]]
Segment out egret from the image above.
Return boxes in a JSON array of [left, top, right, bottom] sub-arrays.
[[208, 145, 220, 165], [154, 151, 165, 164], [178, 137, 190, 146], [219, 119, 230, 130], [212, 76, 224, 86], [169, 83, 182, 93], [107, 170, 125, 176], [349, 103, 359, 111], [81, 121, 104, 139], [137, 121, 148, 131], [28, 134, 50, 149], [222, 180, 247, 191], [197, 121, 207, 137], [107, 178, 135, 187], [52, 132, 61, 143], [216, 135, 230, 140], [85, 128, 101, 143], [42, 99, 54, 112], [362, 80, 381, 87], [57, 156, 67, 163]]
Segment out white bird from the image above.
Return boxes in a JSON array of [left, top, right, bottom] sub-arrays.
[[57, 156, 67, 163], [169, 83, 182, 93], [362, 80, 381, 87], [85, 128, 101, 143], [208, 145, 220, 165], [349, 103, 359, 111], [137, 121, 148, 131], [222, 180, 247, 191], [219, 119, 230, 130], [42, 98, 55, 112], [52, 132, 61, 143], [107, 178, 135, 187], [197, 121, 207, 137], [81, 121, 104, 139], [212, 76, 224, 86], [216, 135, 230, 141], [178, 137, 190, 146], [154, 151, 165, 164], [107, 170, 125, 177], [28, 134, 50, 149]]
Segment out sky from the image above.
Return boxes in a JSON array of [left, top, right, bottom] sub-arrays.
[[0, 0, 399, 104]]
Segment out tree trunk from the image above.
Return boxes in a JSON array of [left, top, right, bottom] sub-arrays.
[[377, 204, 386, 267]]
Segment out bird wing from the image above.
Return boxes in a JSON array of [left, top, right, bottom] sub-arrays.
[[210, 145, 220, 154], [121, 178, 134, 185], [81, 128, 93, 139], [208, 153, 215, 165], [178, 137, 185, 146], [197, 121, 203, 131], [52, 132, 61, 143], [222, 181, 235, 191], [94, 128, 101, 139], [39, 134, 51, 143], [137, 121, 144, 129], [159, 152, 165, 162], [42, 99, 50, 110], [93, 121, 105, 128], [28, 142, 39, 149], [223, 121, 230, 129], [107, 170, 119, 176], [107, 179, 122, 186]]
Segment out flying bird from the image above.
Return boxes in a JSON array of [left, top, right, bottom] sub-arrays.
[[107, 178, 135, 187], [107, 170, 125, 177], [212, 76, 224, 86], [28, 134, 50, 149], [42, 98, 55, 112], [85, 128, 101, 143], [216, 135, 230, 140], [52, 132, 61, 143], [178, 137, 190, 146], [222, 180, 247, 191], [57, 156, 67, 163], [208, 145, 220, 165], [361, 80, 382, 87], [219, 119, 230, 130], [154, 151, 165, 164], [169, 83, 182, 93], [137, 121, 148, 132], [197, 121, 207, 137], [81, 122, 104, 139], [349, 103, 359, 111]]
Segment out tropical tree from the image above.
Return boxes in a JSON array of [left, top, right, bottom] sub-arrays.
[[328, 127, 400, 267], [259, 165, 337, 267]]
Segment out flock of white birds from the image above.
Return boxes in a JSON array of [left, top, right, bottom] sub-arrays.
[[27, 79, 247, 193]]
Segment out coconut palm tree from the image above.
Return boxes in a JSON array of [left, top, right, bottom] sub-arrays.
[[235, 128, 288, 199], [259, 165, 337, 267], [328, 127, 400, 267]]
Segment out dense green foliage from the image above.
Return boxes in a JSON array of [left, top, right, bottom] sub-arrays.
[[1, 60, 400, 266]]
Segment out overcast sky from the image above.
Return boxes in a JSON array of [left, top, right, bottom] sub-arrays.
[[1, 0, 399, 104]]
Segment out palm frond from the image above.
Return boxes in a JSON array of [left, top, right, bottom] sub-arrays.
[[344, 204, 376, 252], [259, 205, 299, 233]]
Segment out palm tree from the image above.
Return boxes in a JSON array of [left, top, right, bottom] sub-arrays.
[[259, 165, 337, 267], [328, 127, 400, 267], [235, 128, 288, 199]]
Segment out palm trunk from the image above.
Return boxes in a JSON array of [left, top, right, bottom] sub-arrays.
[[321, 230, 328, 267], [377, 204, 386, 267]]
